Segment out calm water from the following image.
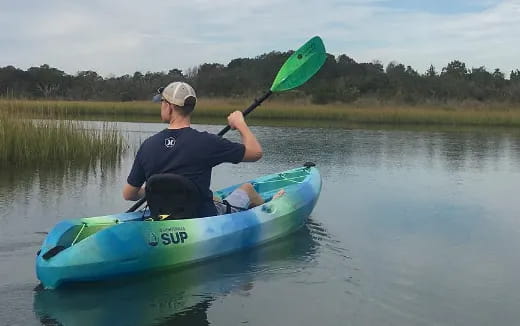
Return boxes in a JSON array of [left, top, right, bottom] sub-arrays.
[[1, 122, 520, 326]]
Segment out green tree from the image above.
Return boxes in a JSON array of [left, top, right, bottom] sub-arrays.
[[27, 64, 68, 98], [441, 60, 468, 79], [439, 60, 470, 100], [425, 64, 437, 77], [0, 65, 32, 97], [493, 68, 505, 81], [71, 71, 103, 99], [510, 69, 520, 82]]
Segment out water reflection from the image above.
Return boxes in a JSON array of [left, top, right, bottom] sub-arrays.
[[0, 160, 121, 236], [0, 161, 120, 205], [264, 127, 520, 175], [33, 222, 322, 326]]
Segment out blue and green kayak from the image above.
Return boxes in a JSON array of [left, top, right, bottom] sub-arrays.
[[36, 165, 321, 289]]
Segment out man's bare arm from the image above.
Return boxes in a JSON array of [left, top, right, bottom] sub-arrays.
[[123, 183, 145, 201], [227, 111, 263, 162]]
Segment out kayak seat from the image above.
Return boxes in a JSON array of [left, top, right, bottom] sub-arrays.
[[145, 174, 200, 220]]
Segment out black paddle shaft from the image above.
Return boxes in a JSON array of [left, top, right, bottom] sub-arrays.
[[127, 90, 273, 213], [127, 197, 146, 213], [217, 90, 272, 137]]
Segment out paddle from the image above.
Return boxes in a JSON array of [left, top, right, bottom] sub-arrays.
[[127, 36, 326, 213], [217, 36, 326, 136]]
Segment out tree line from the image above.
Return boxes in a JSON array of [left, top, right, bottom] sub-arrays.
[[1, 51, 520, 105]]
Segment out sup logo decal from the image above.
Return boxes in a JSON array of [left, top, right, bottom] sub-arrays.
[[161, 231, 188, 245], [164, 137, 176, 149], [148, 232, 159, 247]]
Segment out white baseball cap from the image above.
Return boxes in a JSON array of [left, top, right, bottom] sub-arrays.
[[153, 82, 197, 107]]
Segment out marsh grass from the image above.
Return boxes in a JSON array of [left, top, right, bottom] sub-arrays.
[[2, 98, 520, 127], [0, 104, 127, 167], [202, 99, 520, 127]]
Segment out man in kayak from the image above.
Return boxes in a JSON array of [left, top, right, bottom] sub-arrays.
[[122, 81, 280, 217]]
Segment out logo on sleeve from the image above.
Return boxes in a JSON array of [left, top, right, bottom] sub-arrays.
[[164, 137, 176, 149]]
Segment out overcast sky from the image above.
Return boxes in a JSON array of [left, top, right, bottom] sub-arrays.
[[1, 0, 519, 77]]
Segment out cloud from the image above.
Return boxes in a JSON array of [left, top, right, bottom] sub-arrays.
[[0, 0, 518, 76], [346, 0, 520, 72]]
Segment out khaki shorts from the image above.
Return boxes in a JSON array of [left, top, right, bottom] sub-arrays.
[[215, 188, 250, 215]]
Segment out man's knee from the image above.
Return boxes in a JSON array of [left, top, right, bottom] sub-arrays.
[[239, 183, 254, 194]]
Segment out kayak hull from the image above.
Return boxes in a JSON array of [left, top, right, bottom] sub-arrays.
[[36, 166, 321, 289]]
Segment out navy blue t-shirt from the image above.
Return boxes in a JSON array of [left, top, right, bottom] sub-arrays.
[[127, 127, 245, 217]]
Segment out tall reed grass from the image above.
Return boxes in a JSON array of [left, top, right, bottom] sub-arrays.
[[1, 98, 520, 127], [0, 102, 127, 167]]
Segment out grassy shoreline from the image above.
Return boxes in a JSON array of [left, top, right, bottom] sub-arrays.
[[2, 98, 520, 127], [0, 106, 127, 167]]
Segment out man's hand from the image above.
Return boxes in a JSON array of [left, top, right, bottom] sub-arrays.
[[226, 111, 263, 162], [227, 111, 246, 130]]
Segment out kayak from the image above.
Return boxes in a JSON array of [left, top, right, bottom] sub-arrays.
[[36, 164, 322, 289]]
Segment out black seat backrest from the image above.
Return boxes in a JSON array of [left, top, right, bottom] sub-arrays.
[[145, 174, 200, 220]]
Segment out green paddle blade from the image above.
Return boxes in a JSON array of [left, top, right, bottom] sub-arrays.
[[270, 36, 326, 92]]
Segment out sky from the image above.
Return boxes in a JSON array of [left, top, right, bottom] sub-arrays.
[[0, 0, 519, 77]]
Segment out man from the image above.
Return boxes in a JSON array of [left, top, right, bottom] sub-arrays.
[[122, 81, 266, 217]]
